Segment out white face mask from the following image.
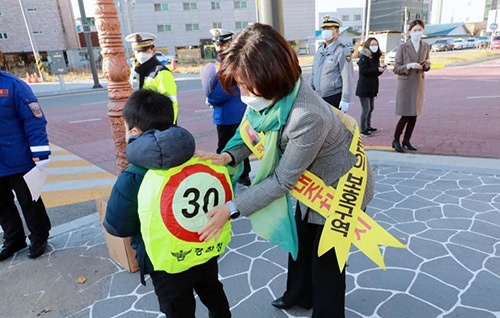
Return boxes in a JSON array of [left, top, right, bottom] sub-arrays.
[[410, 31, 423, 42], [369, 45, 379, 53], [321, 30, 333, 42], [135, 52, 153, 64], [241, 95, 273, 112]]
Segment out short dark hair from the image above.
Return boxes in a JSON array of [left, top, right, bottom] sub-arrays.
[[123, 89, 174, 131], [408, 19, 425, 32], [218, 23, 301, 103]]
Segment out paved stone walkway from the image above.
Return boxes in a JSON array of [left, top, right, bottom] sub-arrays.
[[1, 153, 499, 318]]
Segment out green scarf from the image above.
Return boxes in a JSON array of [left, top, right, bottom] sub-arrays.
[[223, 79, 301, 259]]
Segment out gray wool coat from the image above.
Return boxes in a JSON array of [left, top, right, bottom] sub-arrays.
[[228, 79, 375, 225], [392, 40, 431, 116]]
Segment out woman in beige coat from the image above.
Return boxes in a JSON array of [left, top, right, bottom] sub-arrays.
[[392, 19, 431, 152]]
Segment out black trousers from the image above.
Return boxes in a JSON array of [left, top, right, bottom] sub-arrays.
[[0, 172, 51, 244], [394, 116, 417, 140], [322, 93, 342, 110], [282, 204, 346, 318], [216, 124, 250, 178], [149, 256, 231, 318]]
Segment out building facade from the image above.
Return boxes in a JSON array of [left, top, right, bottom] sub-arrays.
[[369, 0, 425, 32], [118, 0, 315, 58], [0, 0, 79, 68]]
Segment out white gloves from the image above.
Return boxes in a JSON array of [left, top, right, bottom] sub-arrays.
[[339, 101, 349, 113], [407, 62, 422, 69]]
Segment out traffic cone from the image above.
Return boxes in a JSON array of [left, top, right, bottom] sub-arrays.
[[171, 59, 177, 71], [33, 72, 39, 83], [26, 72, 32, 83]]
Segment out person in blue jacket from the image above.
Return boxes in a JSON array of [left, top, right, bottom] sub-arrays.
[[206, 28, 251, 186], [104, 89, 231, 317], [0, 71, 52, 261]]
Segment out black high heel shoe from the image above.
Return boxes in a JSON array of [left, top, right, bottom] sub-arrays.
[[402, 139, 417, 151], [392, 138, 404, 153]]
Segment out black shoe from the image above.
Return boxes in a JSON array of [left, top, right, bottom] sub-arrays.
[[28, 241, 47, 259], [271, 297, 292, 310], [368, 127, 378, 132], [402, 139, 417, 151], [360, 130, 372, 137], [0, 240, 27, 261], [237, 176, 251, 186], [392, 138, 404, 153]]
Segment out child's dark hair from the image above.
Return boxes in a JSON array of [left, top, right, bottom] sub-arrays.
[[123, 89, 174, 131]]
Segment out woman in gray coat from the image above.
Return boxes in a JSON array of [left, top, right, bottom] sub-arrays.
[[392, 19, 431, 152], [196, 23, 375, 318]]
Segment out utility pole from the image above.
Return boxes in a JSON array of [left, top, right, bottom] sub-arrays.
[[256, 0, 284, 35], [403, 6, 409, 42], [18, 0, 45, 81], [364, 0, 372, 43], [77, 0, 102, 89]]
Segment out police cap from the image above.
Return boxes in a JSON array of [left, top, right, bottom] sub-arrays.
[[125, 32, 157, 50], [209, 28, 234, 45], [321, 16, 341, 29]]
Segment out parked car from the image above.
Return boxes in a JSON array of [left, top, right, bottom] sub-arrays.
[[453, 38, 468, 50], [384, 47, 398, 65], [431, 39, 454, 52], [155, 52, 177, 65], [491, 36, 500, 49], [466, 38, 480, 49]]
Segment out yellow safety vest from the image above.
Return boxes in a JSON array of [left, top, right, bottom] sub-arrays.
[[144, 68, 179, 123], [138, 157, 232, 273]]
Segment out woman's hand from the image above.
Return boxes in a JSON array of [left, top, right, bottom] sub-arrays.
[[194, 151, 232, 166], [198, 204, 230, 242]]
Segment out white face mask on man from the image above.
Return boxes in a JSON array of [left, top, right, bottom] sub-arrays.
[[135, 52, 153, 64], [240, 95, 273, 112], [321, 30, 334, 42]]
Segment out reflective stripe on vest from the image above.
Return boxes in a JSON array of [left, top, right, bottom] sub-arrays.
[[138, 157, 233, 273]]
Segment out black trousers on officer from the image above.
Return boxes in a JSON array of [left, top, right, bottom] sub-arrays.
[[281, 204, 346, 318], [216, 124, 251, 179], [323, 93, 342, 110], [149, 256, 231, 318], [0, 172, 51, 245]]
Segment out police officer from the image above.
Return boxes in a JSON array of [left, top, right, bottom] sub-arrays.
[[125, 32, 179, 123], [0, 71, 52, 261], [311, 16, 354, 113], [205, 28, 252, 186]]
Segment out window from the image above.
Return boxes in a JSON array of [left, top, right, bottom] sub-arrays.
[[235, 21, 248, 29], [27, 8, 37, 12], [185, 23, 200, 31], [183, 2, 197, 10], [157, 24, 172, 32], [342, 15, 349, 21], [234, 1, 247, 9], [211, 2, 221, 9], [154, 3, 169, 11], [212, 22, 222, 29], [33, 31, 43, 35], [0, 10, 3, 16], [354, 14, 361, 21], [0, 33, 8, 40]]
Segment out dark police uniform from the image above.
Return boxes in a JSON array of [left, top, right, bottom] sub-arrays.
[[0, 71, 51, 260]]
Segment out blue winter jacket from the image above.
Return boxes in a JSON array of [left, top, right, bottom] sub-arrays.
[[207, 77, 247, 125], [104, 126, 195, 284], [0, 71, 50, 177]]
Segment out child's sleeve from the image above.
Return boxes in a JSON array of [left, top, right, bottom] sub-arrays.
[[104, 171, 142, 237]]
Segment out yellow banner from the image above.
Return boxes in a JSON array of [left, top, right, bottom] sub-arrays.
[[240, 112, 405, 271]]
